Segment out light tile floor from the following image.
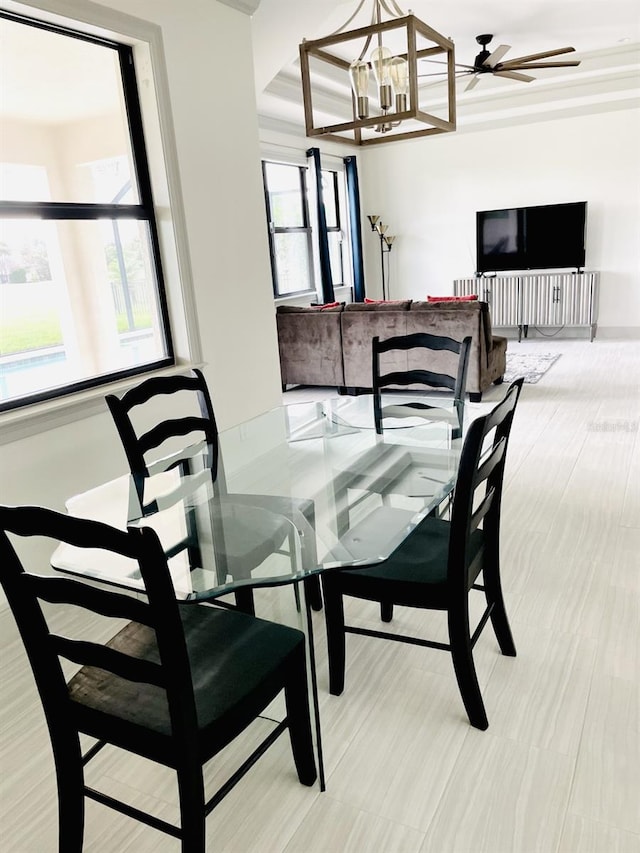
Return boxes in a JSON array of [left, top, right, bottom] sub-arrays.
[[1, 337, 639, 852]]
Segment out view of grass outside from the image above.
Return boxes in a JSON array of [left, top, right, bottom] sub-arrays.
[[0, 308, 153, 356], [116, 308, 152, 333], [0, 307, 63, 355]]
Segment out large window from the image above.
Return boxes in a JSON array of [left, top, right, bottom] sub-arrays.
[[0, 12, 173, 412], [262, 160, 348, 299]]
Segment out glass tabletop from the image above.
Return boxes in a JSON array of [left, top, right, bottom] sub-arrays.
[[52, 394, 463, 600]]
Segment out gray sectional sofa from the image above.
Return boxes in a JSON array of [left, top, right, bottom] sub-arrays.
[[276, 299, 507, 401]]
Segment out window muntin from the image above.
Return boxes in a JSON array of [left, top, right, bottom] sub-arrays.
[[0, 12, 172, 412]]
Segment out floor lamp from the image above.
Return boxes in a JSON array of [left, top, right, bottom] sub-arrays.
[[367, 215, 396, 300]]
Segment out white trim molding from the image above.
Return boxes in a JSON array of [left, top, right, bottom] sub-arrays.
[[217, 0, 261, 15]]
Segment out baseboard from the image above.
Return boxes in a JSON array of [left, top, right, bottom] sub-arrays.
[[494, 326, 640, 341], [594, 327, 640, 340]]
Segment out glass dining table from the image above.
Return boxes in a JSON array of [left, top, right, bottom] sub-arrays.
[[52, 393, 465, 790]]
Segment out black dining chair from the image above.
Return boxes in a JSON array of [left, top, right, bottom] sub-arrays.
[[372, 332, 472, 436], [321, 377, 524, 730], [105, 369, 322, 614], [0, 506, 316, 852]]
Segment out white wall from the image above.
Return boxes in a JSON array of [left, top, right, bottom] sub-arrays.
[[0, 0, 280, 520], [357, 108, 640, 332]]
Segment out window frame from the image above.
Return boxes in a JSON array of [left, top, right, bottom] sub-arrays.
[[0, 9, 175, 414], [321, 168, 346, 287], [262, 160, 317, 299]]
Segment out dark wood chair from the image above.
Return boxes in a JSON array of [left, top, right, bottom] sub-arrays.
[[0, 506, 316, 852], [321, 378, 524, 730], [105, 370, 322, 613], [372, 332, 472, 435]]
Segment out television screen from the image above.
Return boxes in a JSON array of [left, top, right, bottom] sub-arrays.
[[476, 201, 587, 274]]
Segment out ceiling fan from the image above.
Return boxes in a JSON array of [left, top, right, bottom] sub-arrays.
[[421, 33, 581, 91]]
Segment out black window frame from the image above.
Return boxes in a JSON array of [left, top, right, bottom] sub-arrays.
[[321, 168, 346, 287], [0, 10, 174, 413], [262, 160, 316, 299]]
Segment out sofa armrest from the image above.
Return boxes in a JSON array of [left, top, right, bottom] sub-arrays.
[[276, 306, 345, 387]]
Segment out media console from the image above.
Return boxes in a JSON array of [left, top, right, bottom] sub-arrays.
[[453, 271, 599, 341]]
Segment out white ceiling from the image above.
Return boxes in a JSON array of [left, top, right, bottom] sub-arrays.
[[251, 0, 640, 135]]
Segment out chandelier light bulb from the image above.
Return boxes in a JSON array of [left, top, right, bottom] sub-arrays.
[[389, 56, 409, 112], [349, 60, 370, 119], [370, 45, 393, 111]]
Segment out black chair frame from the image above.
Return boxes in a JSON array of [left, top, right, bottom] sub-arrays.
[[322, 378, 524, 730], [106, 369, 322, 613], [372, 332, 471, 436], [0, 506, 316, 852]]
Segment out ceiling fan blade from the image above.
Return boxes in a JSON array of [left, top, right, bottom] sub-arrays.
[[502, 61, 581, 70], [464, 74, 481, 91], [498, 46, 576, 66], [494, 69, 536, 83], [418, 72, 473, 90], [483, 44, 511, 67], [421, 58, 477, 71]]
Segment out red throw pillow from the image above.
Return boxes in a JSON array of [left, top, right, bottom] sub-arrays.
[[364, 297, 406, 304], [426, 294, 478, 302], [310, 301, 340, 309]]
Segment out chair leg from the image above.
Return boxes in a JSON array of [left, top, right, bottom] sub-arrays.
[[484, 565, 516, 657], [234, 587, 255, 615], [304, 575, 323, 611], [380, 601, 393, 622], [284, 646, 317, 787], [448, 606, 488, 730], [177, 763, 206, 853], [322, 577, 347, 696], [55, 738, 85, 853]]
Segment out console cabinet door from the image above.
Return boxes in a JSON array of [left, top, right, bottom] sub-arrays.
[[454, 278, 519, 326], [528, 273, 594, 326], [483, 278, 519, 327]]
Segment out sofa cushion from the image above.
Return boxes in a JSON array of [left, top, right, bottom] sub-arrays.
[[426, 294, 478, 302], [411, 301, 481, 311], [277, 303, 344, 314], [345, 300, 412, 311], [411, 300, 493, 365], [341, 310, 409, 387]]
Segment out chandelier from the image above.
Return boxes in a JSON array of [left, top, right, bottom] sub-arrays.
[[299, 0, 456, 146]]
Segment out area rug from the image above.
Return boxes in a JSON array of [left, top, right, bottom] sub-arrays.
[[503, 352, 561, 384]]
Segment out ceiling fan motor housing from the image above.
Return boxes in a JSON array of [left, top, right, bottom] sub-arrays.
[[474, 33, 493, 71]]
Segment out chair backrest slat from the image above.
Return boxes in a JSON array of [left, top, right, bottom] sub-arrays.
[[138, 416, 213, 458], [20, 573, 153, 626], [378, 368, 457, 392], [51, 636, 165, 687], [376, 331, 462, 355]]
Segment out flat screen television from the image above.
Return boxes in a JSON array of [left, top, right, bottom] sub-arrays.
[[476, 201, 587, 274]]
